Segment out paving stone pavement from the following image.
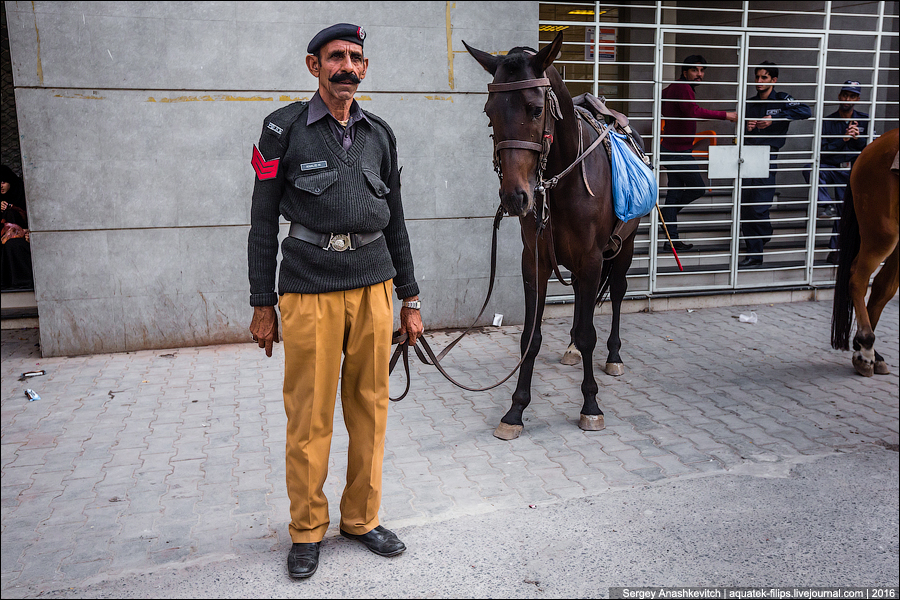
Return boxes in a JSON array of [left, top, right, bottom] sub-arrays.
[[1, 296, 898, 598]]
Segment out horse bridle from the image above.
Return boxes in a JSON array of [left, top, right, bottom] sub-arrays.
[[489, 74, 613, 202], [489, 76, 560, 198]]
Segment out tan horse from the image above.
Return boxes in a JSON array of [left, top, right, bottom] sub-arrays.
[[831, 128, 899, 376]]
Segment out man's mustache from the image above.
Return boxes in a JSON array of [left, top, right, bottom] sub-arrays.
[[330, 72, 361, 84]]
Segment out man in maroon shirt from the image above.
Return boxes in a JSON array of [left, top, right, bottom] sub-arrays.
[[660, 55, 737, 250]]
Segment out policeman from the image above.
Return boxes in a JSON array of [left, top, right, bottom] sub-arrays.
[[740, 61, 812, 268], [247, 23, 424, 579]]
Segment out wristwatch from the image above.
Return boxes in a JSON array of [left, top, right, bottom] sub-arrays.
[[401, 300, 421, 310]]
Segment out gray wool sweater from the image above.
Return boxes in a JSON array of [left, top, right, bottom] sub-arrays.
[[248, 101, 419, 306]]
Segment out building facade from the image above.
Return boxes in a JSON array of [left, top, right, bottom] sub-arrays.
[[2, 1, 897, 356]]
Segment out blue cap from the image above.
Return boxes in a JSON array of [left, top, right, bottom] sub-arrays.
[[307, 23, 366, 55], [840, 80, 861, 95]]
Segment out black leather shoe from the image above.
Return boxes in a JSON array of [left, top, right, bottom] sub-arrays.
[[287, 542, 320, 579], [663, 240, 693, 252], [738, 257, 764, 268], [817, 205, 837, 218], [340, 525, 406, 557]]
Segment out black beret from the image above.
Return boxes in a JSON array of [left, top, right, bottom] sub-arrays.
[[307, 23, 366, 55]]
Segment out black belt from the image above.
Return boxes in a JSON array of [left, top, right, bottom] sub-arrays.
[[288, 222, 383, 252]]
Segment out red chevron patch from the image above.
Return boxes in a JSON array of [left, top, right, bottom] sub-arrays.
[[251, 145, 279, 180]]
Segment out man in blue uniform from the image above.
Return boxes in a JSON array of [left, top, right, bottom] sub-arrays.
[[740, 61, 811, 268], [804, 80, 869, 262]]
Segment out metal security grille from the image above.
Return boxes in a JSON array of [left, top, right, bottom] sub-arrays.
[[539, 1, 899, 302]]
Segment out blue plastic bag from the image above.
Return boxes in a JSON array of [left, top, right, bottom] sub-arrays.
[[608, 131, 658, 222]]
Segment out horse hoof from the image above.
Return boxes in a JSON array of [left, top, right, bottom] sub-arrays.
[[604, 362, 625, 376], [852, 352, 875, 377], [561, 344, 581, 365], [579, 414, 605, 431], [874, 360, 891, 375], [560, 351, 581, 366], [494, 422, 523, 440]]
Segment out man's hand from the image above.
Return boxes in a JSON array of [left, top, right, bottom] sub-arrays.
[[843, 121, 859, 141], [399, 297, 424, 346], [250, 306, 280, 357], [746, 119, 757, 131], [725, 111, 738, 123], [756, 115, 772, 130]]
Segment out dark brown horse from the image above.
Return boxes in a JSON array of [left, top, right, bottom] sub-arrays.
[[831, 128, 899, 377], [464, 33, 640, 440]]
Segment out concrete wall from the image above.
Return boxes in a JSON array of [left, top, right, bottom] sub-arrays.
[[5, 1, 539, 356]]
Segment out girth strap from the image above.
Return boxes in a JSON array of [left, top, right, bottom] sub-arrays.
[[602, 217, 641, 261]]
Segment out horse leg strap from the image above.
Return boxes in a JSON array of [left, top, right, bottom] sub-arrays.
[[602, 218, 640, 260], [577, 116, 595, 197]]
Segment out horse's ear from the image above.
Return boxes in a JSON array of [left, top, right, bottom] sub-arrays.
[[532, 31, 564, 74], [463, 40, 499, 76]]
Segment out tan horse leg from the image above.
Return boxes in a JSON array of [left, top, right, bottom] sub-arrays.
[[867, 242, 900, 375], [868, 242, 900, 331], [850, 240, 898, 376]]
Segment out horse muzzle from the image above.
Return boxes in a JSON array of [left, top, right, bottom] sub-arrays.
[[499, 185, 536, 218]]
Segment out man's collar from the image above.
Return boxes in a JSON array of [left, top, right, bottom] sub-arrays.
[[307, 91, 368, 126]]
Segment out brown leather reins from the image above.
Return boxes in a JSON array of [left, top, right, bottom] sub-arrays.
[[389, 206, 541, 400]]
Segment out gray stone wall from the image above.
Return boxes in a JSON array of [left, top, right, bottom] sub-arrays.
[[5, 1, 538, 356]]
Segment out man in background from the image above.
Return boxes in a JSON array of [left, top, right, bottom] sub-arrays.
[[740, 61, 811, 268], [804, 80, 869, 263], [659, 54, 737, 252]]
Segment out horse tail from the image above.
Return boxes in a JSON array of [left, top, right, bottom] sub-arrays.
[[830, 180, 860, 351]]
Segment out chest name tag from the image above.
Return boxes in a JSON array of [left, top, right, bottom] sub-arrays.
[[301, 161, 328, 171]]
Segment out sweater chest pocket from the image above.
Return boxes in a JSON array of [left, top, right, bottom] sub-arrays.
[[363, 169, 390, 198], [292, 169, 338, 196]]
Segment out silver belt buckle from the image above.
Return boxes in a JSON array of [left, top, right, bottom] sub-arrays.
[[327, 233, 352, 251]]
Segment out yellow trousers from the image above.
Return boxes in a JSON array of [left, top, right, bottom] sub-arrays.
[[279, 281, 393, 543]]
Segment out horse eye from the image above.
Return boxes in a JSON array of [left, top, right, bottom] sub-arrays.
[[533, 106, 543, 119]]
